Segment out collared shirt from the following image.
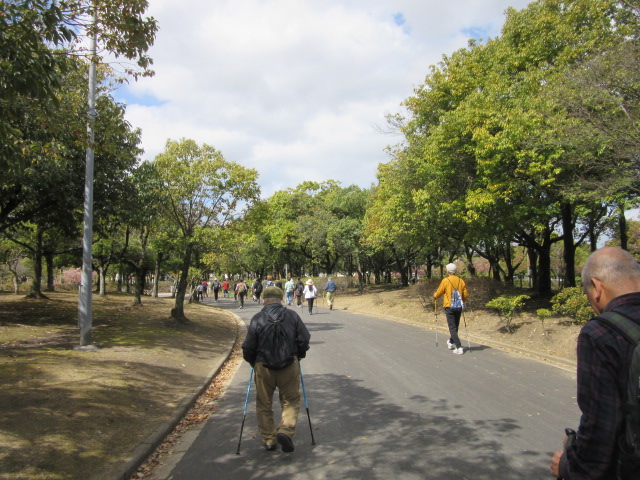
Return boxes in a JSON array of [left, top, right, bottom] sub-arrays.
[[560, 292, 640, 479], [284, 280, 295, 292], [325, 280, 336, 292]]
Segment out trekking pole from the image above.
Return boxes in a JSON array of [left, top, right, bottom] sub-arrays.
[[434, 298, 439, 348], [235, 367, 254, 455], [299, 362, 316, 445], [462, 310, 471, 351]]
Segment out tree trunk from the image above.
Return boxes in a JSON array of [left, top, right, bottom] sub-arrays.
[[12, 273, 20, 295], [619, 204, 628, 251], [463, 245, 476, 277], [392, 248, 409, 286], [99, 265, 108, 296], [537, 228, 553, 296], [561, 202, 576, 287], [502, 244, 516, 285], [354, 254, 365, 292], [588, 226, 598, 252], [424, 254, 434, 280], [27, 226, 47, 299], [153, 252, 162, 298], [45, 252, 55, 291], [117, 264, 124, 292], [172, 243, 193, 322], [527, 247, 538, 290], [490, 261, 501, 281], [132, 267, 146, 305]]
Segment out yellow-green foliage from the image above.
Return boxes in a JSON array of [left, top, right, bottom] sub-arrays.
[[486, 294, 530, 331], [550, 287, 593, 324], [536, 308, 553, 320]]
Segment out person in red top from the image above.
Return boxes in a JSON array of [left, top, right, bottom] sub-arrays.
[[222, 279, 230, 298], [433, 263, 469, 355]]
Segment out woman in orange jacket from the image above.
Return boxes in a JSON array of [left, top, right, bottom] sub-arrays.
[[434, 263, 469, 355]]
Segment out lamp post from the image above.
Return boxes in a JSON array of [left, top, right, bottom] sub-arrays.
[[77, 7, 98, 350]]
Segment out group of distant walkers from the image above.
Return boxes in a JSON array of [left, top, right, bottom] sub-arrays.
[[198, 275, 338, 313]]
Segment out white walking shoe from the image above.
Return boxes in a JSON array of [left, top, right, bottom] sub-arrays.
[[447, 340, 455, 350], [453, 347, 464, 355]]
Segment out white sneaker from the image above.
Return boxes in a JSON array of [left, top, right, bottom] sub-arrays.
[[453, 347, 464, 355], [447, 340, 455, 350]]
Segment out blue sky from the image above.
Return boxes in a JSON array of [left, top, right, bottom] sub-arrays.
[[117, 0, 532, 198]]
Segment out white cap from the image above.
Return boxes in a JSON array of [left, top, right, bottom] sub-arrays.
[[446, 263, 457, 274]]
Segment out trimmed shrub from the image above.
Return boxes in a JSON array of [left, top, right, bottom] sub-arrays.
[[486, 294, 530, 332], [550, 287, 592, 324]]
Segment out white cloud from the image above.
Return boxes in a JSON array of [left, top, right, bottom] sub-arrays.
[[118, 0, 531, 198]]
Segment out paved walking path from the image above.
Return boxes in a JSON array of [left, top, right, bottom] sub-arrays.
[[149, 295, 579, 480]]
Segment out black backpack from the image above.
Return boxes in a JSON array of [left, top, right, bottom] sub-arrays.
[[260, 310, 295, 370], [596, 311, 640, 479]]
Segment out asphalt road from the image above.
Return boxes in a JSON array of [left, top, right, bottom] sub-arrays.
[[153, 295, 579, 480]]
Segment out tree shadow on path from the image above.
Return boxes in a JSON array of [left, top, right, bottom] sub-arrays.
[[163, 371, 550, 480]]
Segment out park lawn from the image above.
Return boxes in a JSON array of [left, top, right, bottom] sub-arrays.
[[0, 292, 237, 480]]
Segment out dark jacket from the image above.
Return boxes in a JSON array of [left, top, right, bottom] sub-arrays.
[[560, 292, 640, 479], [242, 303, 310, 368]]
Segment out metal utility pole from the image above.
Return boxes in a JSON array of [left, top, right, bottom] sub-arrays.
[[77, 8, 98, 349]]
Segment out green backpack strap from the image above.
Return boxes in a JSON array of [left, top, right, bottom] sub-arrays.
[[596, 311, 640, 345], [596, 311, 640, 459]]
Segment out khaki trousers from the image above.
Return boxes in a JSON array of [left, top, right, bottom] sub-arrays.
[[326, 291, 335, 308], [254, 360, 301, 445]]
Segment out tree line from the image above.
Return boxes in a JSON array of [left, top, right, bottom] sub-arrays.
[[2, 0, 640, 323]]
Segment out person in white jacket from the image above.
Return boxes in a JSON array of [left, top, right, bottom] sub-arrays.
[[303, 279, 317, 315]]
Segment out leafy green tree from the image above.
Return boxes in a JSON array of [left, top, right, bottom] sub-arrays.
[[0, 1, 75, 185], [154, 138, 259, 322], [0, 238, 28, 294], [1, 55, 143, 298], [1, 0, 157, 210], [114, 161, 164, 304], [364, 155, 432, 286], [379, 0, 635, 294]]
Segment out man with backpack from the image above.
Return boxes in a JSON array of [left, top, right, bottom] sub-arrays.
[[433, 263, 469, 355], [241, 286, 311, 453], [284, 275, 296, 305], [235, 279, 248, 309], [551, 247, 640, 479], [212, 278, 221, 302], [324, 276, 337, 310], [253, 278, 263, 303]]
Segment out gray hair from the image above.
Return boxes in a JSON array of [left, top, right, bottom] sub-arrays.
[[582, 247, 640, 290]]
